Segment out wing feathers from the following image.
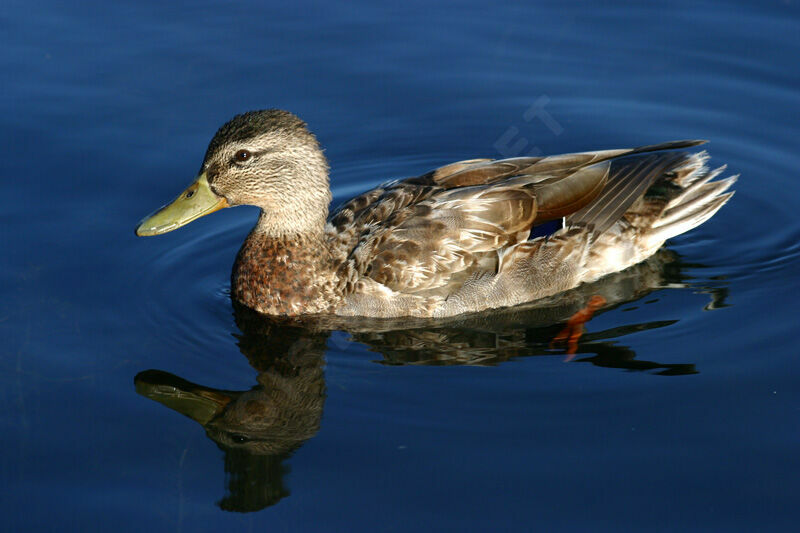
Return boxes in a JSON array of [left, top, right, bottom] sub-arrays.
[[327, 139, 718, 297], [567, 152, 687, 233]]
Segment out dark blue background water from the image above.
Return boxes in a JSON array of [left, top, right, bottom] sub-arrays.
[[3, 0, 799, 531]]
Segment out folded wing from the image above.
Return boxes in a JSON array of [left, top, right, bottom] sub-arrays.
[[326, 140, 706, 296]]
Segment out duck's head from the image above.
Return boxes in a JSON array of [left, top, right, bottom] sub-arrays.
[[136, 109, 331, 237]]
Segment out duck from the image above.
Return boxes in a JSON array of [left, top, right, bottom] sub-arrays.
[[136, 109, 736, 318]]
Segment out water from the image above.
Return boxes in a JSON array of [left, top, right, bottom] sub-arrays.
[[2, 0, 799, 530]]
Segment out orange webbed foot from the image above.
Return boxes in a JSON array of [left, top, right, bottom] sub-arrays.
[[550, 295, 607, 361]]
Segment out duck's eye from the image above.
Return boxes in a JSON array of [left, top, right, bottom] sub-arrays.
[[230, 434, 249, 444], [233, 149, 252, 163]]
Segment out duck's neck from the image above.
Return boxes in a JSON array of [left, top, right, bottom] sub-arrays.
[[231, 215, 338, 316]]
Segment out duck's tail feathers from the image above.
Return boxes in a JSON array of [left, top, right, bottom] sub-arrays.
[[644, 159, 737, 246]]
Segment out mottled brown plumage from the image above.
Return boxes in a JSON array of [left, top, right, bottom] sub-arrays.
[[232, 231, 340, 315], [137, 109, 737, 318]]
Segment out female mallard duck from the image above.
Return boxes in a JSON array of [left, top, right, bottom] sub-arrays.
[[136, 109, 735, 318]]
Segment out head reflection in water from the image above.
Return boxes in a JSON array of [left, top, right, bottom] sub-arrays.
[[135, 328, 327, 512], [134, 249, 728, 512]]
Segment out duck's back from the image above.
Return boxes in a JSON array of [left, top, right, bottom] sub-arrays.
[[326, 141, 735, 317]]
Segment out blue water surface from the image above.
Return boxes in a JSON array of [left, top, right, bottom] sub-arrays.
[[2, 0, 800, 531]]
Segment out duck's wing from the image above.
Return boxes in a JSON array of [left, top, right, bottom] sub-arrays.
[[327, 140, 706, 296]]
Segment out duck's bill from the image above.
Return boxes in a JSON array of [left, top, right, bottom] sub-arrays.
[[134, 370, 232, 425], [135, 172, 228, 236]]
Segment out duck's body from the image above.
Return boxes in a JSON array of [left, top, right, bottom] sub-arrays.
[[137, 110, 735, 318]]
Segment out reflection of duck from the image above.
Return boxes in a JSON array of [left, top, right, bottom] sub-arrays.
[[135, 247, 728, 512], [135, 326, 327, 512], [136, 109, 735, 318]]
